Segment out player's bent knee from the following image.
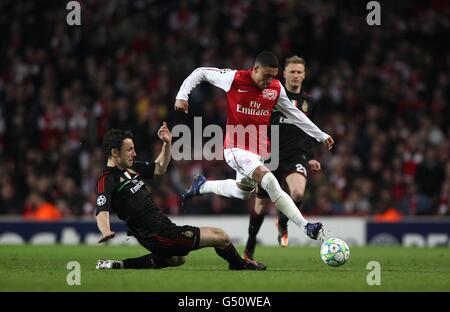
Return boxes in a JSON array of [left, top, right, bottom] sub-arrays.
[[215, 228, 230, 246], [252, 166, 271, 183], [223, 233, 231, 246], [255, 198, 270, 214], [219, 229, 231, 244], [290, 191, 304, 203], [199, 227, 230, 248]]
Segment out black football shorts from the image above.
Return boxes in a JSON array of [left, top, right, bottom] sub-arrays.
[[136, 225, 201, 258], [256, 155, 309, 199]]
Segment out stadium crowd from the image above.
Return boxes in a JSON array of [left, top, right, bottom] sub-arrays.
[[0, 0, 449, 219]]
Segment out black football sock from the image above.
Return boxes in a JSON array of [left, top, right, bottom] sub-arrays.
[[248, 212, 265, 238], [245, 236, 256, 250], [215, 244, 246, 266], [123, 253, 169, 269], [278, 213, 289, 230]]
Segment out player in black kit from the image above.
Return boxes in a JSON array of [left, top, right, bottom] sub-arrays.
[[244, 56, 323, 260], [95, 124, 265, 270]]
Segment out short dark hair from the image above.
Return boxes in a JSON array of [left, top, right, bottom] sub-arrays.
[[102, 129, 133, 157], [254, 51, 279, 68]]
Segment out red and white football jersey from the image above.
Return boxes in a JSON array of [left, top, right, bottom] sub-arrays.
[[176, 67, 329, 158]]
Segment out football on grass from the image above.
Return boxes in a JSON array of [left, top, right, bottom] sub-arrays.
[[320, 238, 350, 267]]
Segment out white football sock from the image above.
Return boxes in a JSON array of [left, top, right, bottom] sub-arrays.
[[200, 179, 252, 200], [260, 173, 308, 228]]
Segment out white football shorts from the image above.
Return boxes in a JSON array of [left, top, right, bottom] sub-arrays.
[[224, 148, 264, 189]]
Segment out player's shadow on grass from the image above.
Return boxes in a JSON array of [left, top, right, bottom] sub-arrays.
[[174, 267, 331, 272]]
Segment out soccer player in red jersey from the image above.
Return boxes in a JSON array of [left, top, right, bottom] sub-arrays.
[[244, 56, 324, 260], [175, 52, 333, 241]]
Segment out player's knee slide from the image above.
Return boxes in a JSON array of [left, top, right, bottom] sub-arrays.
[[260, 173, 283, 202], [220, 230, 231, 245], [168, 256, 185, 267], [176, 257, 186, 266], [148, 254, 171, 269], [214, 228, 230, 246]]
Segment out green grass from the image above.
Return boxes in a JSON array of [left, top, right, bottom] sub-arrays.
[[1, 245, 449, 291]]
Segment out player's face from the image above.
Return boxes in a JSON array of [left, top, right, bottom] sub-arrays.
[[284, 63, 305, 90], [118, 138, 136, 168], [252, 66, 279, 90]]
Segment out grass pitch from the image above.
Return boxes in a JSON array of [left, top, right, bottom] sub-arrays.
[[1, 245, 449, 292]]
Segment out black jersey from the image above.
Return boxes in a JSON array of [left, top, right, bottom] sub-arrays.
[[95, 161, 175, 237], [270, 90, 319, 161]]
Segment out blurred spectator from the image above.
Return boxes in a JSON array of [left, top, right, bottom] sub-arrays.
[[23, 192, 62, 221], [397, 183, 432, 216], [415, 147, 445, 207], [343, 190, 371, 216], [0, 181, 23, 214]]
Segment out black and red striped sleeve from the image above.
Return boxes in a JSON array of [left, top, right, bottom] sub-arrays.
[[95, 173, 116, 215]]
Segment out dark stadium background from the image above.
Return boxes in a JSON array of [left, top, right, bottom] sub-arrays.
[[0, 0, 449, 220]]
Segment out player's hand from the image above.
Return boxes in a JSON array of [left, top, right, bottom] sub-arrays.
[[175, 99, 189, 114], [308, 160, 321, 171], [98, 231, 115, 243], [323, 136, 334, 151], [158, 122, 172, 143]]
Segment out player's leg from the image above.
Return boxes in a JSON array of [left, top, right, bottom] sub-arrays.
[[181, 148, 257, 205], [243, 187, 270, 260], [252, 165, 307, 228], [97, 225, 198, 270], [277, 172, 307, 247], [199, 179, 254, 199], [252, 165, 324, 241], [97, 237, 187, 269], [285, 172, 307, 205], [198, 148, 261, 199], [99, 225, 265, 270], [96, 253, 183, 270], [122, 253, 185, 269], [199, 227, 266, 270], [181, 176, 253, 206]]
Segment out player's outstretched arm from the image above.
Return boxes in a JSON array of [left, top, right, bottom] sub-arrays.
[[174, 67, 236, 114], [154, 122, 172, 176], [96, 211, 115, 243]]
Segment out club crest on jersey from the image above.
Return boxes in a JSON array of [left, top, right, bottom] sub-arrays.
[[183, 231, 194, 238], [262, 89, 277, 100], [97, 195, 107, 206]]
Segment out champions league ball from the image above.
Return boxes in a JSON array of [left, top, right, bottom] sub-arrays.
[[320, 238, 350, 267]]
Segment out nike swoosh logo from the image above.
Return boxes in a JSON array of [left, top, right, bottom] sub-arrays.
[[238, 89, 248, 93]]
